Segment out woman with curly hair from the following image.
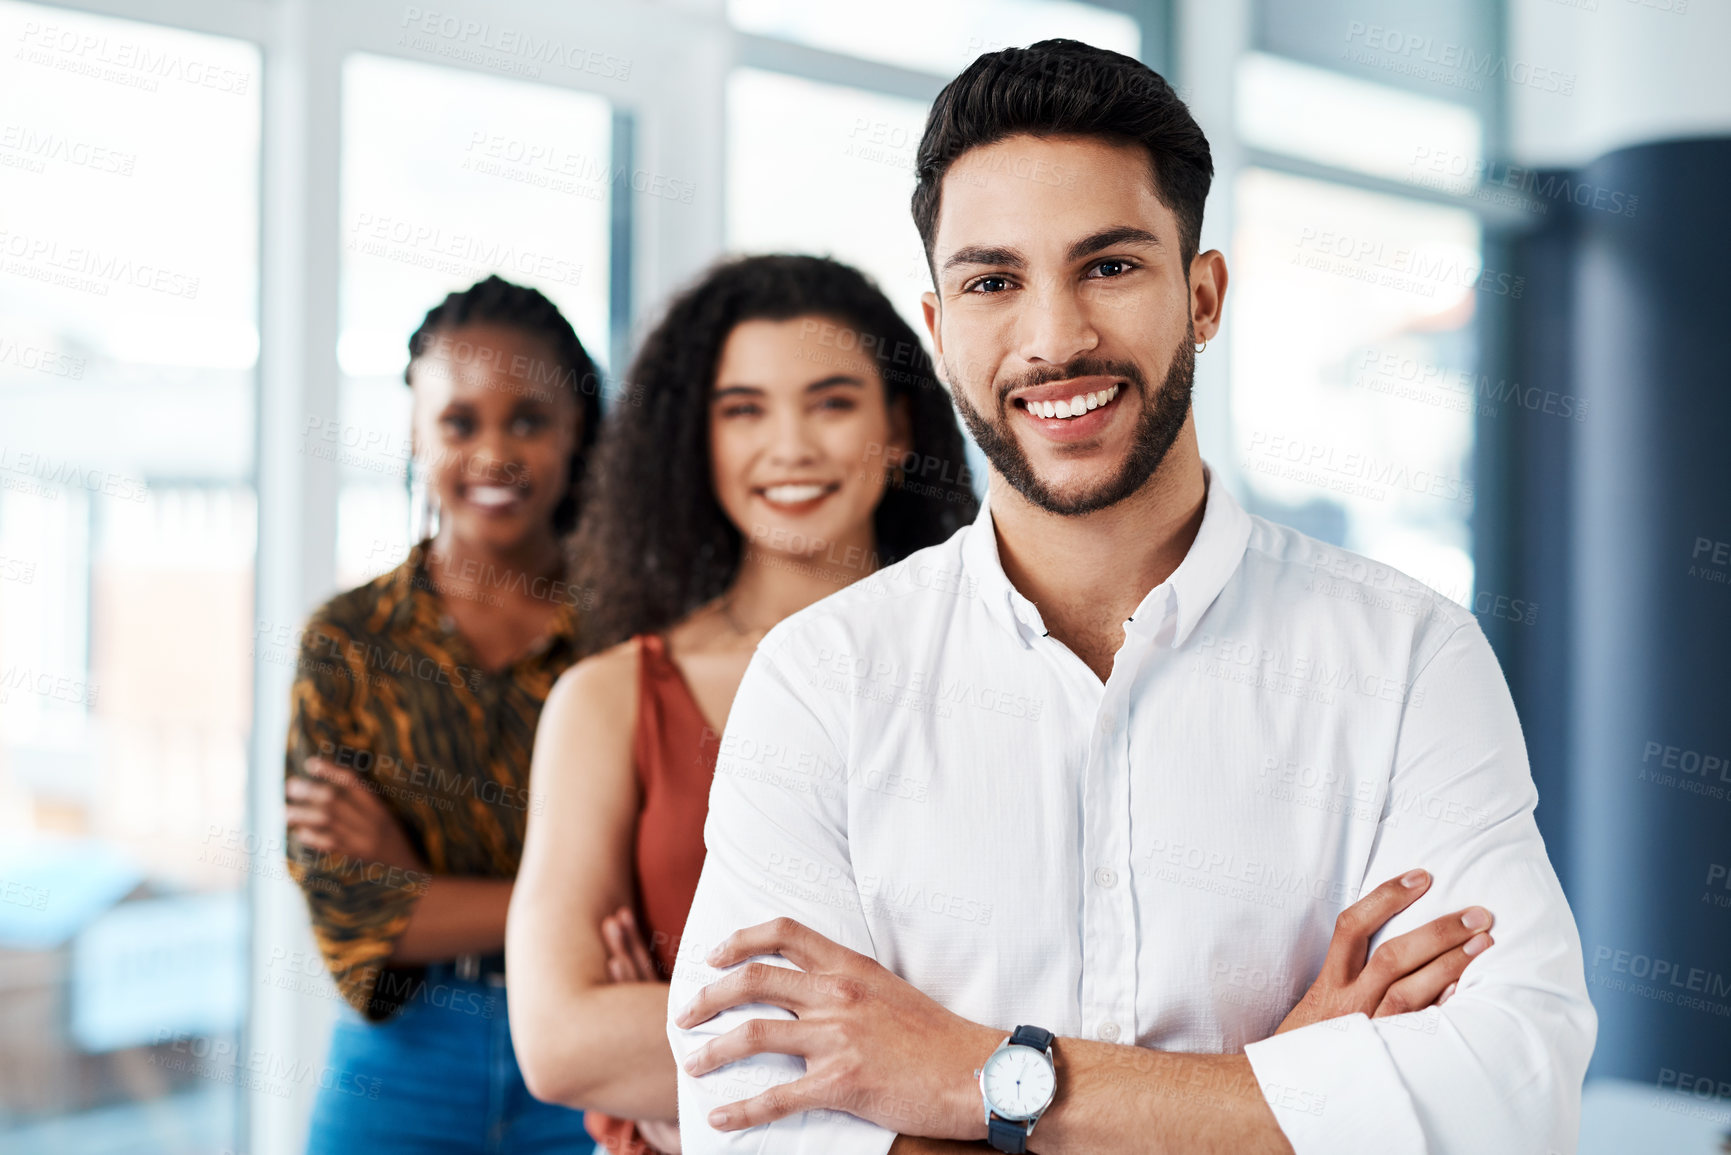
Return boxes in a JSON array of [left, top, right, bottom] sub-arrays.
[[506, 255, 979, 1153]]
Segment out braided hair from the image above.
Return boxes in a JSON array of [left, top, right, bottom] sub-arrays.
[[404, 274, 603, 536], [572, 254, 980, 653]]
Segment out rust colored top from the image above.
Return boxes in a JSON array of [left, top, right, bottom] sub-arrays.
[[587, 632, 720, 1155]]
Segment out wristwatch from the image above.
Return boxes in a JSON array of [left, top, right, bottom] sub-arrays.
[[976, 1024, 1057, 1154]]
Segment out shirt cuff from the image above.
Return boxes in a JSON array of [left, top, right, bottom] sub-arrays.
[[1242, 1013, 1426, 1155]]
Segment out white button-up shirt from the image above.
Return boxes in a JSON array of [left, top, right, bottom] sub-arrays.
[[667, 466, 1596, 1155]]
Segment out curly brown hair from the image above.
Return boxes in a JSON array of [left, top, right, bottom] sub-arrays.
[[573, 254, 980, 653]]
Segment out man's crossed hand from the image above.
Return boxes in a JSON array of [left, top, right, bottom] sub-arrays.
[[674, 868, 1493, 1142]]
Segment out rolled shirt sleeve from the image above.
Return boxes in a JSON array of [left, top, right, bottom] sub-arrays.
[[282, 615, 431, 1023], [1244, 618, 1597, 1154], [667, 628, 899, 1155]]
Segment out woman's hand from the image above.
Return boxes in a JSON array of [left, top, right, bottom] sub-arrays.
[[285, 756, 428, 873], [1275, 868, 1494, 1034], [600, 906, 682, 1154], [602, 905, 662, 983]]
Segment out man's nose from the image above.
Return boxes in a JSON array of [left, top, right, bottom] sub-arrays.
[[1016, 275, 1101, 366]]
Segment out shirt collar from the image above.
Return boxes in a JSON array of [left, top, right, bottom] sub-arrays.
[[960, 462, 1252, 651]]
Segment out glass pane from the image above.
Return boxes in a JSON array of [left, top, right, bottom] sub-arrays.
[[336, 53, 613, 585], [1231, 167, 1483, 605], [0, 1, 259, 1150], [729, 0, 1139, 76], [727, 69, 934, 331], [1236, 52, 1483, 187]]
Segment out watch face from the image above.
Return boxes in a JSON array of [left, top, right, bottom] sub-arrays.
[[980, 1044, 1055, 1122]]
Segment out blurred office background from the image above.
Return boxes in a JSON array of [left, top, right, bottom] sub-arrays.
[[0, 0, 1725, 1151]]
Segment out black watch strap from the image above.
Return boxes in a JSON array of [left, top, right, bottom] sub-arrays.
[[988, 1115, 1031, 1154], [1007, 1024, 1053, 1052]]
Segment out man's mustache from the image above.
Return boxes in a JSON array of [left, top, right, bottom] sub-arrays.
[[991, 357, 1148, 406]]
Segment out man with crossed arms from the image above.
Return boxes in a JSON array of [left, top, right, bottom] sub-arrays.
[[666, 39, 1595, 1155]]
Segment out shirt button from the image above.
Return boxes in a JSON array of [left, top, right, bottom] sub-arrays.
[[1099, 1021, 1121, 1042], [1093, 867, 1118, 889], [1100, 710, 1117, 731]]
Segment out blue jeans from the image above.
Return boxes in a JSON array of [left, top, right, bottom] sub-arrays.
[[305, 966, 594, 1154]]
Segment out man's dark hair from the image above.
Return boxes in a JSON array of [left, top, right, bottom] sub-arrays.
[[912, 39, 1214, 271], [570, 254, 979, 654]]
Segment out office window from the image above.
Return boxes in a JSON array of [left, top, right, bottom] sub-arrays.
[[729, 0, 1139, 76], [335, 53, 614, 587], [0, 0, 259, 1148], [1231, 166, 1482, 600], [726, 69, 934, 329]]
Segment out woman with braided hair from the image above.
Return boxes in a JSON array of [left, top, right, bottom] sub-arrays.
[[283, 274, 604, 1152]]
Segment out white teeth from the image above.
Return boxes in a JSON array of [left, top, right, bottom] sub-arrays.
[[763, 483, 829, 504], [1027, 384, 1119, 419], [467, 485, 520, 507]]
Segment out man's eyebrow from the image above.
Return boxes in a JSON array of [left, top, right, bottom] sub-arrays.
[[941, 245, 1026, 274], [1067, 226, 1162, 262]]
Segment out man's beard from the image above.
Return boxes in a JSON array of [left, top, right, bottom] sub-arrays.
[[948, 326, 1195, 517]]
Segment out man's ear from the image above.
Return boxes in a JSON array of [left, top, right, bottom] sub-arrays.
[[920, 290, 949, 391], [1188, 249, 1229, 345]]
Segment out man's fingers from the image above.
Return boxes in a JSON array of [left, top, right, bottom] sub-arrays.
[[1323, 869, 1432, 983], [676, 961, 815, 1028], [1363, 907, 1494, 988], [1372, 933, 1494, 1017], [708, 917, 856, 974], [704, 1072, 822, 1132], [682, 1017, 811, 1077]]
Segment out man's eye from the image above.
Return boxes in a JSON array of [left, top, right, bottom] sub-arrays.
[[440, 415, 475, 437], [967, 276, 1011, 294], [511, 414, 550, 436], [1089, 259, 1134, 278]]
